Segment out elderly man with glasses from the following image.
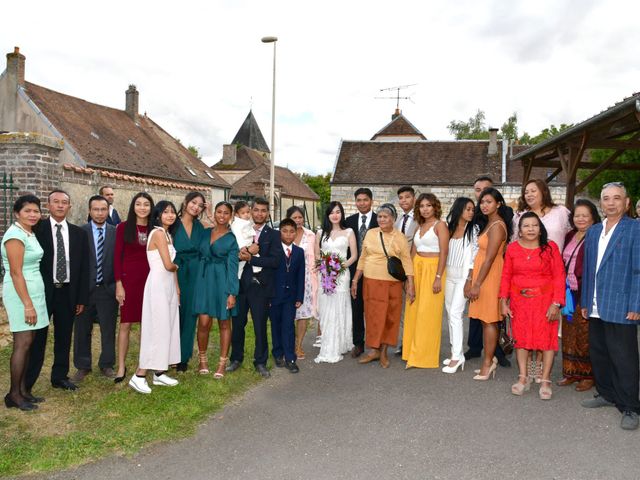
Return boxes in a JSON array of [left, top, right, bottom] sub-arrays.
[[580, 182, 640, 430]]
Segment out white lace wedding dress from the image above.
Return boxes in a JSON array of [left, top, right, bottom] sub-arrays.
[[315, 229, 354, 363]]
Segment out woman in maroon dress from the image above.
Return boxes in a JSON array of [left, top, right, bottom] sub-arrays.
[[499, 212, 565, 400], [114, 192, 154, 382]]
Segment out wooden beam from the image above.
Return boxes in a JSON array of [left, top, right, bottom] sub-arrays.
[[523, 158, 533, 184], [585, 139, 640, 149], [575, 149, 626, 193], [525, 159, 640, 170], [545, 167, 563, 184]]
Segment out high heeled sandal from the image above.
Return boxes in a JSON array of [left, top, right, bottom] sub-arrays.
[[533, 362, 542, 383], [198, 351, 210, 375], [473, 362, 497, 381], [295, 345, 306, 360], [511, 374, 532, 395], [214, 357, 228, 379], [539, 379, 553, 400]]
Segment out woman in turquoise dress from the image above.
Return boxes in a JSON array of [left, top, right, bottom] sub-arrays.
[[174, 192, 206, 372], [194, 201, 239, 377], [2, 195, 49, 411]]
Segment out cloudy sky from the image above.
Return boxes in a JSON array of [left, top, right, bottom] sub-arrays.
[[3, 0, 639, 174]]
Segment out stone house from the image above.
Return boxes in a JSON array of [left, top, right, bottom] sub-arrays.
[[212, 111, 321, 227], [0, 47, 230, 232], [331, 110, 566, 217]]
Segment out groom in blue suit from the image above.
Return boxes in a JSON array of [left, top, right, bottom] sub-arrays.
[[269, 219, 305, 373], [581, 182, 640, 430]]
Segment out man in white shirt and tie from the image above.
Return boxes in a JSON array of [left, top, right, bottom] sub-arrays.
[[394, 186, 418, 355], [345, 187, 378, 357]]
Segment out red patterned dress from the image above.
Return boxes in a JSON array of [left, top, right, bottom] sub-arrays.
[[499, 241, 565, 351], [114, 222, 150, 323]]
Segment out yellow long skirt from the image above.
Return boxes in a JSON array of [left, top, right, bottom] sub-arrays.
[[402, 256, 445, 368]]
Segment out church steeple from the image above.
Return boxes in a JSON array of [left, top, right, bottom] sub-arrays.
[[231, 110, 271, 154]]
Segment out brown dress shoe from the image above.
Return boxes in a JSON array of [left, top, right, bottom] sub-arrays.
[[358, 350, 380, 364], [556, 376, 578, 387], [71, 369, 91, 382], [380, 348, 390, 369], [575, 379, 594, 392], [101, 367, 117, 379], [351, 345, 364, 358]]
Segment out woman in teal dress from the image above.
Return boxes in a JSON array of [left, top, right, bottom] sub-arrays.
[[2, 195, 49, 411], [194, 201, 239, 378], [174, 192, 206, 372]]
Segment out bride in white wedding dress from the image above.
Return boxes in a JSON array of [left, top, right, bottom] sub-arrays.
[[314, 202, 358, 363]]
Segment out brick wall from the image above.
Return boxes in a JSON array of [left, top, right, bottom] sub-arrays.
[[331, 183, 568, 219]]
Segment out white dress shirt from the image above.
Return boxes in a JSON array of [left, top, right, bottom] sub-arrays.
[[49, 217, 70, 283], [591, 218, 618, 318]]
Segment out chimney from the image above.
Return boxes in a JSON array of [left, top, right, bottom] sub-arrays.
[[222, 144, 237, 166], [125, 84, 139, 120], [392, 108, 401, 120], [6, 47, 25, 87], [488, 127, 499, 155]]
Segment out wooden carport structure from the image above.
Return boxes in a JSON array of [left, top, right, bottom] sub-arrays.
[[512, 92, 640, 207]]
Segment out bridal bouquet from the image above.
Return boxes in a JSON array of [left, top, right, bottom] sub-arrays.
[[316, 251, 347, 295]]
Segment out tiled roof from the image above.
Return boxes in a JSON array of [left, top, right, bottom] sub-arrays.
[[371, 113, 426, 140], [231, 110, 270, 153], [332, 140, 561, 185], [211, 145, 269, 170], [62, 163, 210, 191], [23, 82, 229, 189], [230, 163, 319, 201]]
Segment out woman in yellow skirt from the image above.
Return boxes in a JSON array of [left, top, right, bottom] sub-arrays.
[[403, 193, 449, 368]]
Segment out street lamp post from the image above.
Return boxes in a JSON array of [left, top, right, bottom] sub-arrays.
[[261, 36, 278, 222]]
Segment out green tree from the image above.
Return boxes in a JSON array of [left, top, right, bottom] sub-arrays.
[[188, 145, 202, 159], [501, 112, 519, 142], [519, 124, 573, 145], [448, 109, 489, 140], [300, 172, 331, 206]]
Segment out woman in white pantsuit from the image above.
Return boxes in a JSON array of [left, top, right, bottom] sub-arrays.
[[129, 201, 181, 394], [442, 197, 476, 373]]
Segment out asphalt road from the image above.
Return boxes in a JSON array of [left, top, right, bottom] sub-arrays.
[[19, 319, 640, 480]]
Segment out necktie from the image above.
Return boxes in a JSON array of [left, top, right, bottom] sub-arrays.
[[254, 228, 261, 243], [359, 214, 367, 247], [55, 224, 67, 282], [401, 214, 409, 234], [286, 247, 291, 258], [96, 227, 104, 284]]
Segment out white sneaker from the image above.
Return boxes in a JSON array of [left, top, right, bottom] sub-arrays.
[[153, 373, 179, 386], [129, 375, 151, 394], [313, 336, 322, 348]]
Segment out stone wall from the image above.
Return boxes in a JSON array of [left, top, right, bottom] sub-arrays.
[[331, 183, 568, 218]]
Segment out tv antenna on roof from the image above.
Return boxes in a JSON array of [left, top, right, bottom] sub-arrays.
[[375, 83, 417, 110]]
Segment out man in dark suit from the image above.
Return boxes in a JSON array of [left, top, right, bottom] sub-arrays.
[[345, 187, 378, 357], [580, 182, 640, 430], [71, 195, 119, 382], [227, 198, 281, 377], [99, 186, 121, 225], [465, 176, 512, 367], [26, 189, 90, 393], [269, 218, 305, 373]]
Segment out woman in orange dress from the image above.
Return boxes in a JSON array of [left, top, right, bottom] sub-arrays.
[[466, 188, 510, 381]]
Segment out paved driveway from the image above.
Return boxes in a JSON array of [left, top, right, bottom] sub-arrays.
[[20, 320, 640, 480]]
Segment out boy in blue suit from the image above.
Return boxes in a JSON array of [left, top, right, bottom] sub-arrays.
[[269, 218, 305, 373]]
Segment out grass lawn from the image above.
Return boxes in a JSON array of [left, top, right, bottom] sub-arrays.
[[0, 321, 265, 477]]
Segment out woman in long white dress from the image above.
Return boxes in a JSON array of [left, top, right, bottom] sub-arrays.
[[314, 202, 358, 364], [129, 201, 181, 394]]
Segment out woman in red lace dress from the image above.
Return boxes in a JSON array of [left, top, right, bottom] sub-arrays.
[[499, 212, 565, 400]]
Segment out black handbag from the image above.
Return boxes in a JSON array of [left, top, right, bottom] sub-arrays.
[[379, 232, 407, 282], [498, 314, 515, 356]]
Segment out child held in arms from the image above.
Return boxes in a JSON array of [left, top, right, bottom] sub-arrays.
[[231, 201, 260, 279], [269, 218, 305, 373]]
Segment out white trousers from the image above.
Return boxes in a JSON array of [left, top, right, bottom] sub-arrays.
[[444, 265, 467, 361]]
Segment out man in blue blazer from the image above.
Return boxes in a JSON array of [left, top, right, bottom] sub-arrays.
[[581, 182, 640, 430], [269, 218, 305, 373], [227, 198, 281, 377], [72, 195, 119, 381]]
